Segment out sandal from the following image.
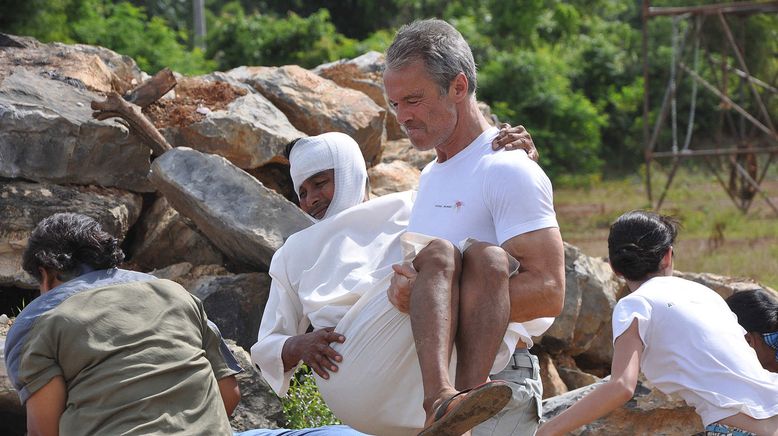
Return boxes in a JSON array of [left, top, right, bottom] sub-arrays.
[[418, 381, 512, 436]]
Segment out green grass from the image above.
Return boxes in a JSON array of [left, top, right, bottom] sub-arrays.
[[555, 165, 778, 290], [282, 365, 341, 428]]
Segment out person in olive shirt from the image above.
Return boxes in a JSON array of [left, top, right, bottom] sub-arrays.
[[5, 213, 242, 435]]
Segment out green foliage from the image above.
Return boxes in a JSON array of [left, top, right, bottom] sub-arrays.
[[0, 0, 214, 74], [72, 0, 215, 74], [208, 4, 357, 70], [480, 47, 606, 178], [281, 365, 341, 429]]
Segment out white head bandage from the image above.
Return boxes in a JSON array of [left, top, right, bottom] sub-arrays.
[[289, 132, 368, 220]]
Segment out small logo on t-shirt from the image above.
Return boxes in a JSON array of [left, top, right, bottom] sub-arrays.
[[434, 200, 464, 212]]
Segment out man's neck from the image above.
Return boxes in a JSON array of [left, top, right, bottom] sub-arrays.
[[434, 98, 492, 163]]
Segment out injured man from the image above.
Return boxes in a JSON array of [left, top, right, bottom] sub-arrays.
[[251, 132, 531, 436]]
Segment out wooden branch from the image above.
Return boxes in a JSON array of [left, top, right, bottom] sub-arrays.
[[123, 68, 177, 108], [91, 91, 173, 156]]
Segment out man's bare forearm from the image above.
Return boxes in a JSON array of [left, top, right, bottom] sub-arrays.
[[502, 227, 565, 323], [507, 269, 565, 322]]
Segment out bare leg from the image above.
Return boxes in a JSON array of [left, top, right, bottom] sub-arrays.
[[410, 239, 462, 419], [455, 242, 511, 390]]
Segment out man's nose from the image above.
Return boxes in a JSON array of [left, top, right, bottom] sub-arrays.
[[308, 189, 321, 205], [395, 104, 412, 125]]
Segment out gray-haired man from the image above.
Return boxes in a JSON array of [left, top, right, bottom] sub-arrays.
[[383, 19, 566, 436]]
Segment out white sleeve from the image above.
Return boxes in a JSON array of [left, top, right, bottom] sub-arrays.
[[483, 155, 558, 245], [612, 295, 652, 346], [250, 256, 309, 397]]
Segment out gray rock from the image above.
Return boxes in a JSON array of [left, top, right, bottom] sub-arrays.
[[149, 263, 231, 293], [542, 375, 703, 435], [0, 181, 142, 288], [381, 138, 435, 171], [675, 271, 770, 299], [191, 273, 271, 351], [226, 341, 285, 431], [0, 34, 143, 94], [315, 51, 405, 141], [149, 147, 312, 271], [228, 65, 386, 167], [367, 160, 420, 197], [540, 244, 625, 356], [128, 196, 226, 271], [157, 76, 304, 169], [0, 68, 153, 192]]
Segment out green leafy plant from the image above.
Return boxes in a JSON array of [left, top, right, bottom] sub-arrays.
[[281, 365, 341, 429]]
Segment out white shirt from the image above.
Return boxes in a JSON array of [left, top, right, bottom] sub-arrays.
[[408, 127, 559, 360], [613, 276, 778, 425]]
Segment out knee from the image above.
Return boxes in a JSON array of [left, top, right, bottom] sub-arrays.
[[463, 242, 511, 277], [413, 238, 461, 274]]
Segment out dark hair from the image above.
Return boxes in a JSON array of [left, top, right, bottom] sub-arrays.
[[726, 289, 778, 333], [607, 210, 679, 281], [386, 19, 477, 96], [283, 137, 304, 160], [22, 213, 124, 282]]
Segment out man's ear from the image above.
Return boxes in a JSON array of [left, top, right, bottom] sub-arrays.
[[744, 332, 757, 348], [449, 72, 469, 102]]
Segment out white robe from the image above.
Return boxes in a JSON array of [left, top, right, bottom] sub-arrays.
[[251, 191, 510, 435]]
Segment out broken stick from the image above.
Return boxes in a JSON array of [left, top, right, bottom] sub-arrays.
[[124, 68, 177, 108], [91, 91, 172, 156]]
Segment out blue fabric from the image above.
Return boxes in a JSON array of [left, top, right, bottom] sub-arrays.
[[234, 425, 369, 436], [4, 268, 157, 400], [704, 422, 756, 436], [761, 331, 778, 364], [4, 268, 244, 401]]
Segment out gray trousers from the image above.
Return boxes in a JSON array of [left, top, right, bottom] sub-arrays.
[[473, 349, 542, 436]]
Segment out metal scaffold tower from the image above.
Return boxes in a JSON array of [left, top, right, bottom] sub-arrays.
[[642, 1, 778, 215]]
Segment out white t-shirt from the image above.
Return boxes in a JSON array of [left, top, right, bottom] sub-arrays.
[[612, 276, 778, 425], [408, 126, 559, 362]]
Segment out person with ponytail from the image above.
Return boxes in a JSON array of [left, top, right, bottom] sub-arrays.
[[537, 210, 778, 436], [727, 289, 778, 373]]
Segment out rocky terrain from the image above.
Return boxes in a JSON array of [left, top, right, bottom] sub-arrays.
[[1, 33, 771, 435]]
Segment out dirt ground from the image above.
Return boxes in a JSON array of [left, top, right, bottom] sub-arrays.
[[144, 78, 247, 129]]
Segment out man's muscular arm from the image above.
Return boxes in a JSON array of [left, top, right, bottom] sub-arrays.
[[502, 227, 565, 322]]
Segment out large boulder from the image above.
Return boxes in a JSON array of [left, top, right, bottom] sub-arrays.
[[539, 243, 626, 364], [0, 181, 142, 288], [381, 138, 436, 171], [675, 271, 770, 299], [0, 33, 142, 94], [149, 263, 230, 293], [0, 36, 153, 192], [228, 65, 386, 167], [149, 147, 312, 271], [190, 273, 271, 350], [542, 375, 703, 435], [145, 76, 304, 169], [314, 51, 405, 140], [226, 341, 285, 430], [127, 196, 226, 271], [367, 160, 420, 197]]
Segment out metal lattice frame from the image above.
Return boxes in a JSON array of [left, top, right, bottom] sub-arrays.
[[642, 0, 778, 215]]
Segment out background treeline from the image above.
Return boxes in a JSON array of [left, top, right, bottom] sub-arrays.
[[1, 0, 775, 181]]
